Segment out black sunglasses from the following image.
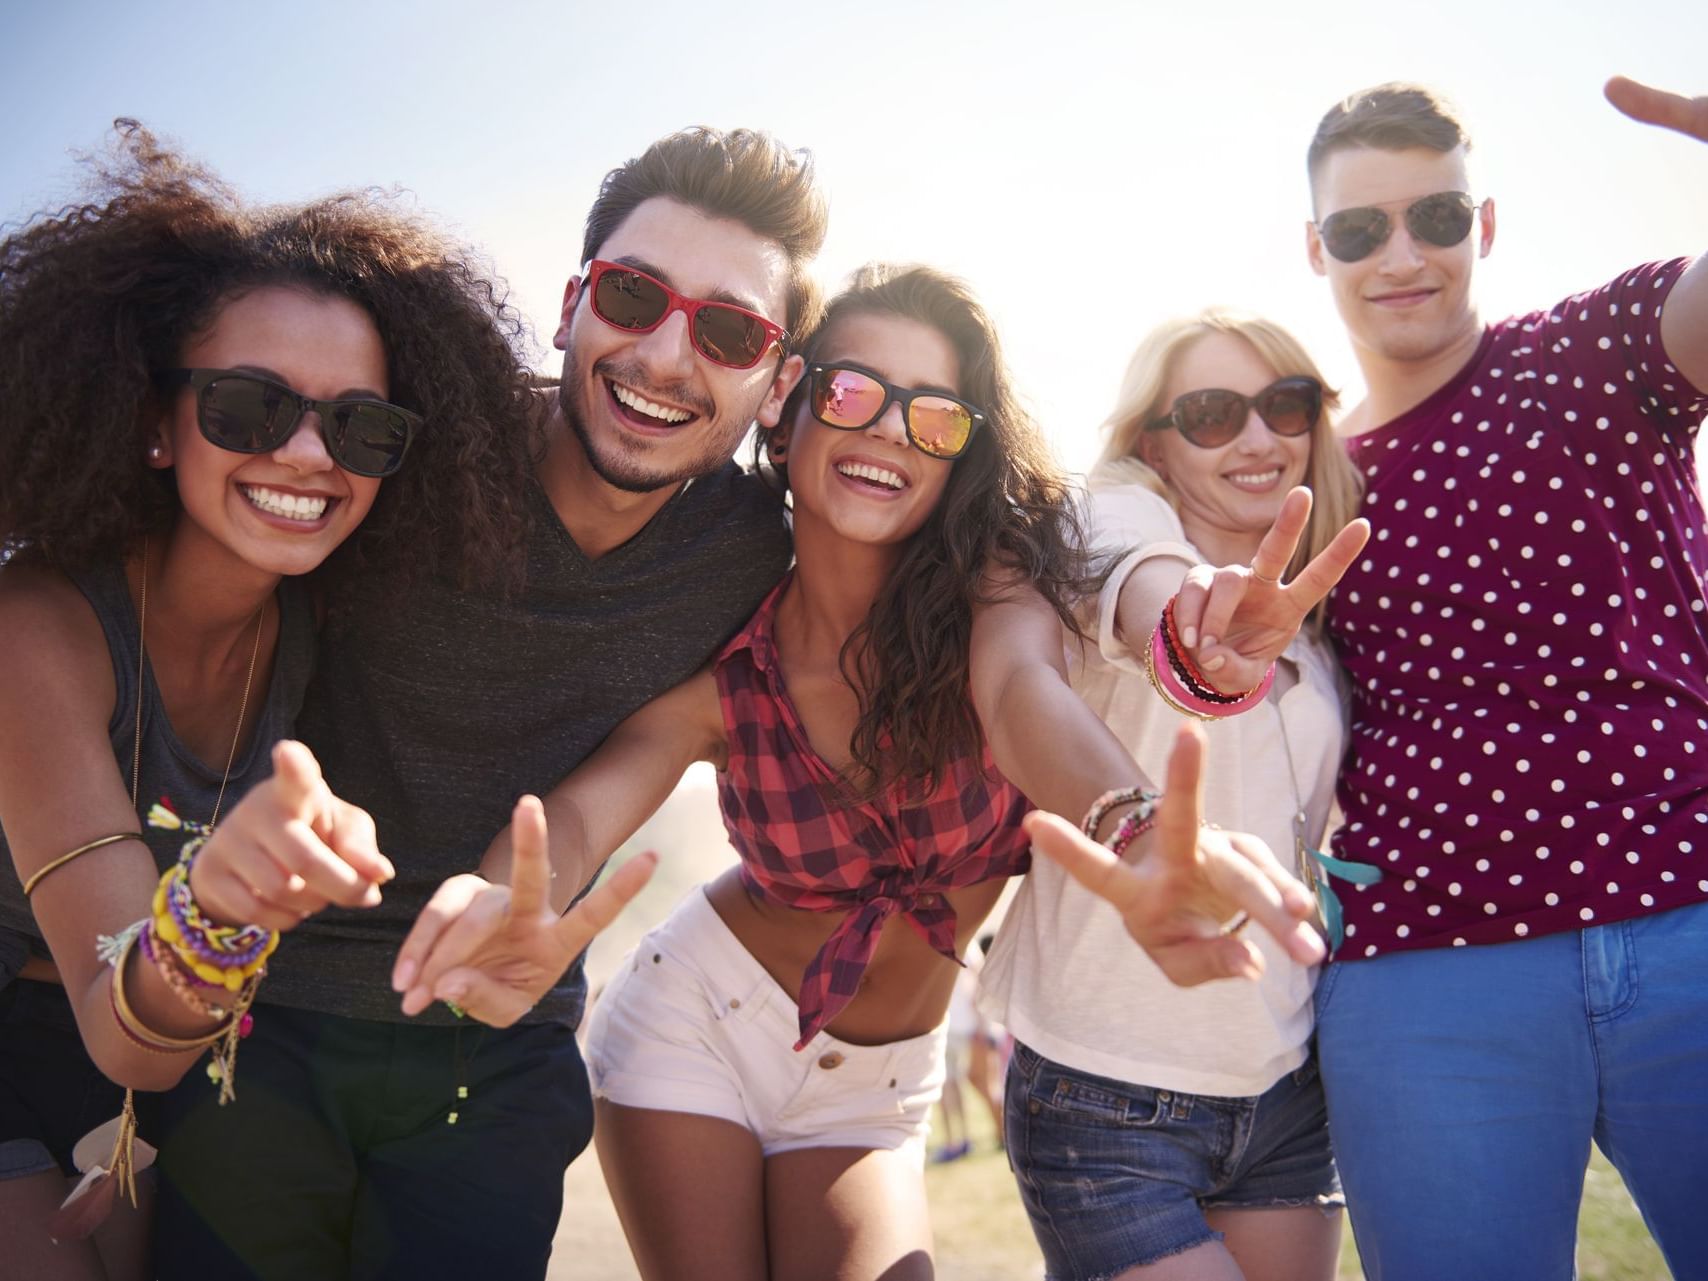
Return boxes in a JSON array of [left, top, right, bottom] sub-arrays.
[[1315, 191, 1479, 264], [1148, 376, 1323, 449], [807, 363, 985, 460], [159, 369, 420, 479]]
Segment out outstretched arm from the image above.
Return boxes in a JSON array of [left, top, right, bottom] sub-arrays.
[[392, 669, 723, 1017], [1605, 77, 1708, 393]]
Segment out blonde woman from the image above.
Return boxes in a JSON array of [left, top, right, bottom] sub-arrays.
[[981, 311, 1365, 1281]]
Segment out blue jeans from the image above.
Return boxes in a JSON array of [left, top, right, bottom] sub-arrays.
[[1004, 1041, 1341, 1280], [1315, 898, 1708, 1280]]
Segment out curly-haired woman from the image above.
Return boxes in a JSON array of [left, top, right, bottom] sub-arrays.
[[0, 122, 540, 1281]]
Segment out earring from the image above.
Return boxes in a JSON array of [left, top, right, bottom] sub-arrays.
[[147, 443, 166, 463], [768, 431, 789, 461]]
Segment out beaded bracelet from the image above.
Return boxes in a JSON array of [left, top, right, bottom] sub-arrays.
[[1081, 786, 1163, 852], [139, 921, 227, 1020], [1147, 619, 1277, 719], [151, 838, 279, 991], [1161, 599, 1243, 705]]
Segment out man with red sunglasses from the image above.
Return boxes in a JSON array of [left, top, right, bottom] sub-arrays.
[[154, 127, 821, 1279], [1304, 80, 1708, 1277]]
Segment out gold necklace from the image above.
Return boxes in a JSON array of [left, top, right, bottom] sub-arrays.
[[133, 537, 267, 821]]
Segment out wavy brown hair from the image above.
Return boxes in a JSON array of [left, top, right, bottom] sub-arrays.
[[0, 121, 537, 590], [772, 264, 1096, 796]]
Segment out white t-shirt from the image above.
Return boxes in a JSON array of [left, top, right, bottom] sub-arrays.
[[978, 480, 1347, 1097]]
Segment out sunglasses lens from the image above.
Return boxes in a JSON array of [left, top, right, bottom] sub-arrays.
[[199, 375, 294, 452], [592, 267, 670, 331], [1319, 206, 1390, 263], [327, 404, 415, 477], [907, 397, 975, 458], [813, 367, 887, 428], [1407, 192, 1476, 249], [1172, 390, 1246, 448], [693, 305, 769, 368], [1253, 379, 1321, 437]]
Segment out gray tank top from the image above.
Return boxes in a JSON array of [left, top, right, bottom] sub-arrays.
[[0, 562, 317, 975]]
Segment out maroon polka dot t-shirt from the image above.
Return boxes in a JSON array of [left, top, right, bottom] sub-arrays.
[[1328, 259, 1708, 959]]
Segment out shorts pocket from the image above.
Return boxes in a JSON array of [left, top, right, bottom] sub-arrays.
[[1035, 1062, 1170, 1129]]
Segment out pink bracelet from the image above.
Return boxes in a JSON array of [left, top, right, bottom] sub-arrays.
[[1148, 624, 1276, 718]]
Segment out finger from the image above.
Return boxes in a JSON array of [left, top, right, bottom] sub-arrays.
[[431, 968, 534, 1029], [1149, 935, 1267, 987], [1193, 570, 1250, 664], [393, 876, 483, 1001], [1152, 724, 1207, 866], [403, 891, 510, 1016], [1605, 77, 1708, 142], [322, 801, 394, 885], [273, 819, 384, 910], [1023, 811, 1151, 916], [553, 850, 657, 955], [1206, 832, 1326, 966], [507, 796, 552, 921], [269, 741, 329, 821], [1283, 517, 1371, 612], [1248, 486, 1312, 584], [189, 861, 308, 933], [1172, 566, 1212, 649]]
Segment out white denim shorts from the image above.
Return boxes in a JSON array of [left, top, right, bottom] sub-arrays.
[[584, 887, 947, 1160]]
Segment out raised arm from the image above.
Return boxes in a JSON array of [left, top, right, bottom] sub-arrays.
[[392, 668, 724, 1017], [1604, 77, 1708, 392]]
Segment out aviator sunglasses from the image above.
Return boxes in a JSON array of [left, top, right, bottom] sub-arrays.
[[584, 259, 787, 370], [808, 363, 986, 460], [1315, 190, 1480, 264], [159, 368, 420, 479], [1148, 376, 1323, 450]]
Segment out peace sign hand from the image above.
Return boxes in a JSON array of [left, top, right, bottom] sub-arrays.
[[1606, 76, 1708, 145], [1173, 487, 1370, 692], [1027, 724, 1324, 985], [392, 796, 656, 1027]]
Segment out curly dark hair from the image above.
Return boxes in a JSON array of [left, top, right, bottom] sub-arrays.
[[773, 263, 1098, 797], [0, 121, 537, 590]]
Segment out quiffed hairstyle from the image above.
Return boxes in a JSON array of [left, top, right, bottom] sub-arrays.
[[774, 263, 1096, 796], [1307, 82, 1471, 199], [0, 121, 537, 589], [1094, 310, 1363, 629], [580, 127, 828, 341]]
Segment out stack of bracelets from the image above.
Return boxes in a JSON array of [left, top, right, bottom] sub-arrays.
[[1145, 595, 1276, 720], [102, 834, 279, 1105], [1082, 786, 1163, 856]]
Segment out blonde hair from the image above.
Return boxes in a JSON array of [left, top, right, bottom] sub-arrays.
[[1092, 310, 1364, 627]]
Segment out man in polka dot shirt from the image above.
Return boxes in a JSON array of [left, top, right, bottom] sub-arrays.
[[1303, 80, 1708, 1278]]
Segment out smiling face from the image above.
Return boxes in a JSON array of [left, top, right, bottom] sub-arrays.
[[1307, 144, 1493, 368], [151, 285, 387, 578], [784, 310, 958, 551], [554, 196, 802, 494], [1139, 332, 1312, 564]]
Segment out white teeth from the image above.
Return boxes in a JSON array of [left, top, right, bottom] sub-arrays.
[[836, 461, 906, 490], [1228, 469, 1281, 485], [612, 383, 692, 424], [241, 485, 329, 521]]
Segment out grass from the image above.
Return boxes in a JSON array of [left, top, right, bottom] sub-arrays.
[[925, 1108, 1669, 1281]]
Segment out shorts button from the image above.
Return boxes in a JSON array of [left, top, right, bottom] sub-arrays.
[[728, 998, 741, 1010], [1158, 1091, 1172, 1102], [652, 954, 661, 964], [818, 1052, 845, 1070], [889, 1078, 897, 1088]]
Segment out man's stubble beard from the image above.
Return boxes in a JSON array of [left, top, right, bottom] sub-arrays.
[[557, 359, 751, 496]]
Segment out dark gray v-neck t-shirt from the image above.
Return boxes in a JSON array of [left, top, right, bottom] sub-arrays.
[[284, 463, 791, 1027]]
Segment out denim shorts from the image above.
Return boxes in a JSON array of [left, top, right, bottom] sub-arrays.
[[1004, 1040, 1343, 1279]]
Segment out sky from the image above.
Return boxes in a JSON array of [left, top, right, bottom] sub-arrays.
[[4, 0, 1705, 475]]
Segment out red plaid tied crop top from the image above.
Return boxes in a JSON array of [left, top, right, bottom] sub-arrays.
[[714, 578, 1033, 1050]]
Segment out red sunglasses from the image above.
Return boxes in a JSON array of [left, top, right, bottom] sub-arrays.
[[583, 260, 787, 370]]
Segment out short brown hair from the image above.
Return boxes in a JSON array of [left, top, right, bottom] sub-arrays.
[[580, 127, 827, 341], [1307, 82, 1471, 195]]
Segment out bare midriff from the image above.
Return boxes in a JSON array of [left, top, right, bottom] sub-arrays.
[[704, 865, 1008, 1047]]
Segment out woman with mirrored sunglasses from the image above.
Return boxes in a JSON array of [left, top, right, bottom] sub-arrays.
[[395, 267, 1343, 1280], [981, 309, 1368, 1281], [0, 122, 541, 1281]]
